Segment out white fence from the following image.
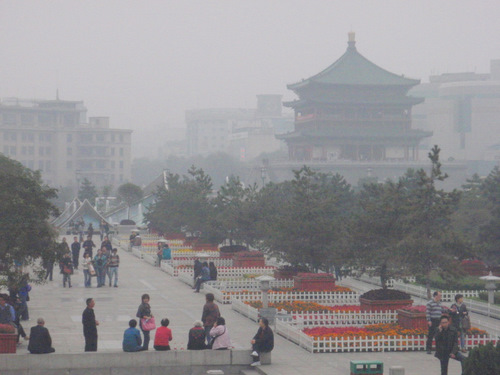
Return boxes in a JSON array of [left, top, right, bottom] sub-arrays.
[[206, 279, 294, 291], [291, 311, 398, 327], [232, 299, 260, 321], [392, 281, 500, 319], [275, 319, 497, 353], [165, 258, 233, 267]]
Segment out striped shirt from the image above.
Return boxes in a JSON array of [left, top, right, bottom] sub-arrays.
[[426, 299, 443, 321]]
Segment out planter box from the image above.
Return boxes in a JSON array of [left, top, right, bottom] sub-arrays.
[[0, 333, 17, 353], [233, 251, 265, 268], [397, 309, 427, 330], [359, 297, 413, 312], [293, 273, 336, 291]]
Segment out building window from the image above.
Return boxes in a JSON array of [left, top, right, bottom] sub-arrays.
[[67, 134, 72, 142], [111, 134, 115, 142], [39, 147, 44, 156], [95, 147, 106, 157], [3, 113, 16, 126], [120, 134, 124, 142], [10, 146, 16, 156], [111, 148, 115, 156], [63, 114, 75, 127], [45, 147, 51, 155], [96, 134, 105, 142], [22, 146, 27, 155], [111, 161, 115, 168], [39, 113, 55, 127], [22, 133, 34, 142], [96, 160, 106, 169], [119, 161, 124, 169], [119, 148, 123, 156], [28, 160, 34, 169], [46, 160, 51, 171], [28, 146, 34, 155], [119, 174, 123, 182], [21, 114, 34, 126], [67, 161, 72, 169], [38, 160, 44, 170], [67, 147, 72, 156], [79, 134, 92, 143]]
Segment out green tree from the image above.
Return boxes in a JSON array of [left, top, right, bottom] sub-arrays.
[[400, 146, 463, 297], [78, 178, 98, 204], [145, 166, 218, 243], [0, 155, 59, 286], [478, 167, 500, 266], [117, 182, 143, 219], [353, 179, 410, 288], [259, 166, 353, 272]]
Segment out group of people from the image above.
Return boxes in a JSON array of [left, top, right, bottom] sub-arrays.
[[42, 235, 120, 288], [78, 292, 273, 366], [426, 291, 469, 375], [193, 259, 218, 293]]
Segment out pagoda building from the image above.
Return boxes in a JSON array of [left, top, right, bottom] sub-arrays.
[[280, 33, 432, 162]]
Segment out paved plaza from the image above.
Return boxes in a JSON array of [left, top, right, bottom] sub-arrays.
[[4, 245, 472, 375]]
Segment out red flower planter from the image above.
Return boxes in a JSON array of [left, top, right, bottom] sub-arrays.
[[359, 297, 413, 312], [293, 273, 336, 291], [232, 251, 266, 267], [0, 333, 17, 353], [397, 309, 427, 330]]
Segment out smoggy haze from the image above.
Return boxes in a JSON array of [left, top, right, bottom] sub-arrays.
[[0, 1, 498, 158]]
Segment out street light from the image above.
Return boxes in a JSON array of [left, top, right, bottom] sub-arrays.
[[480, 272, 500, 304], [256, 275, 276, 324], [260, 167, 267, 186]]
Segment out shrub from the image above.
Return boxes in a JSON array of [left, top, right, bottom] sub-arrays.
[[478, 291, 500, 305], [463, 342, 500, 375], [360, 289, 411, 301], [415, 273, 485, 291]]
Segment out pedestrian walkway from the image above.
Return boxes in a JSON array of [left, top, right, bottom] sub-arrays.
[[9, 248, 465, 375]]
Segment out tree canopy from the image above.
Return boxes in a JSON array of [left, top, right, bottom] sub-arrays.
[[0, 155, 59, 286], [78, 177, 98, 204]]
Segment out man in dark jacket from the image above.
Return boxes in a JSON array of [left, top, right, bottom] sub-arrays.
[[28, 318, 55, 354], [71, 237, 81, 269], [201, 293, 220, 345], [435, 315, 464, 375], [82, 298, 99, 351]]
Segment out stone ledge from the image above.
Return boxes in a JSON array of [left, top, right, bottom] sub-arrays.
[[0, 349, 271, 371]]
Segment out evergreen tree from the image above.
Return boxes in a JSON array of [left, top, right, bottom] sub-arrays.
[[78, 178, 98, 204]]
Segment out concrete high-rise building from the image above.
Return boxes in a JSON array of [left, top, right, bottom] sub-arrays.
[[411, 60, 500, 167], [0, 97, 132, 188]]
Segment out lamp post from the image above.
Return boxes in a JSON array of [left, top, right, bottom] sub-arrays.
[[480, 272, 500, 304], [256, 275, 276, 324], [260, 167, 267, 187]]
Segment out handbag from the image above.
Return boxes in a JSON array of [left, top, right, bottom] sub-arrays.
[[63, 265, 72, 274], [461, 315, 471, 331], [88, 263, 96, 276], [207, 327, 225, 349], [141, 317, 156, 331]]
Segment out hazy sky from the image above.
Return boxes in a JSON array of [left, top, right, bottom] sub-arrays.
[[1, 1, 499, 157]]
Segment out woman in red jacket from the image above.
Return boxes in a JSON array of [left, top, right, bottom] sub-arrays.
[[154, 318, 173, 351]]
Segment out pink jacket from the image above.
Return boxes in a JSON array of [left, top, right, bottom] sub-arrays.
[[209, 325, 231, 350]]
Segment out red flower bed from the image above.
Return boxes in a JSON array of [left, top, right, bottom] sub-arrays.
[[303, 323, 427, 339], [245, 300, 360, 313]]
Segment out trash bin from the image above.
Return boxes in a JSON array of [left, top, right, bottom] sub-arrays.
[[350, 361, 383, 375]]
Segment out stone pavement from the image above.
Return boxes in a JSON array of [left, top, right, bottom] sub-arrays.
[[5, 246, 465, 375]]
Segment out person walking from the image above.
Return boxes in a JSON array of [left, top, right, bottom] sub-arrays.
[[450, 293, 469, 352], [28, 318, 55, 354], [136, 294, 154, 351], [193, 259, 202, 285], [194, 262, 210, 293], [426, 291, 444, 354], [59, 253, 74, 288], [435, 315, 464, 375], [71, 237, 80, 270], [154, 318, 173, 351], [17, 275, 31, 321], [107, 248, 120, 287], [82, 298, 99, 352], [82, 235, 96, 258], [122, 319, 142, 352], [250, 317, 274, 366], [93, 247, 108, 287], [87, 223, 94, 239], [43, 250, 55, 281], [187, 321, 206, 350], [101, 236, 112, 253], [209, 262, 217, 281], [81, 252, 93, 287], [201, 293, 220, 346], [209, 317, 231, 350]]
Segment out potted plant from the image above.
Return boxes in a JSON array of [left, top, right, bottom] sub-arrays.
[[397, 305, 427, 329], [359, 289, 413, 312]]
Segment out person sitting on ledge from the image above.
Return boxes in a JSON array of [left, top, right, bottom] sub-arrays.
[[28, 318, 55, 354], [187, 320, 206, 350], [154, 318, 173, 351], [122, 319, 142, 352], [250, 317, 274, 366]]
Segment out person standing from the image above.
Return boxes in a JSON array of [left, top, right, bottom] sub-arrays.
[[82, 235, 96, 258], [71, 237, 81, 270], [193, 259, 202, 285], [122, 319, 142, 352], [93, 247, 108, 287], [60, 253, 74, 288], [101, 236, 112, 253], [17, 275, 31, 321], [136, 294, 154, 351], [28, 318, 55, 354], [61, 237, 70, 253], [81, 253, 93, 288], [59, 253, 74, 288], [426, 291, 444, 354], [107, 248, 120, 287], [82, 298, 99, 352], [87, 223, 94, 239], [43, 250, 56, 281], [250, 317, 274, 366], [450, 293, 469, 352], [201, 293, 220, 346], [435, 315, 464, 375], [209, 262, 217, 281]]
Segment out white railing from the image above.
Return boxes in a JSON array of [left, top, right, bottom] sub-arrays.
[[166, 258, 233, 267], [231, 299, 260, 322], [178, 272, 195, 288], [392, 281, 500, 319], [131, 247, 143, 259], [291, 311, 398, 327], [177, 267, 275, 278], [275, 319, 497, 353], [207, 279, 294, 291], [161, 262, 192, 277], [143, 253, 157, 267], [233, 291, 360, 305]]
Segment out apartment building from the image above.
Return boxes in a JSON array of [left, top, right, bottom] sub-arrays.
[[0, 98, 132, 188]]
